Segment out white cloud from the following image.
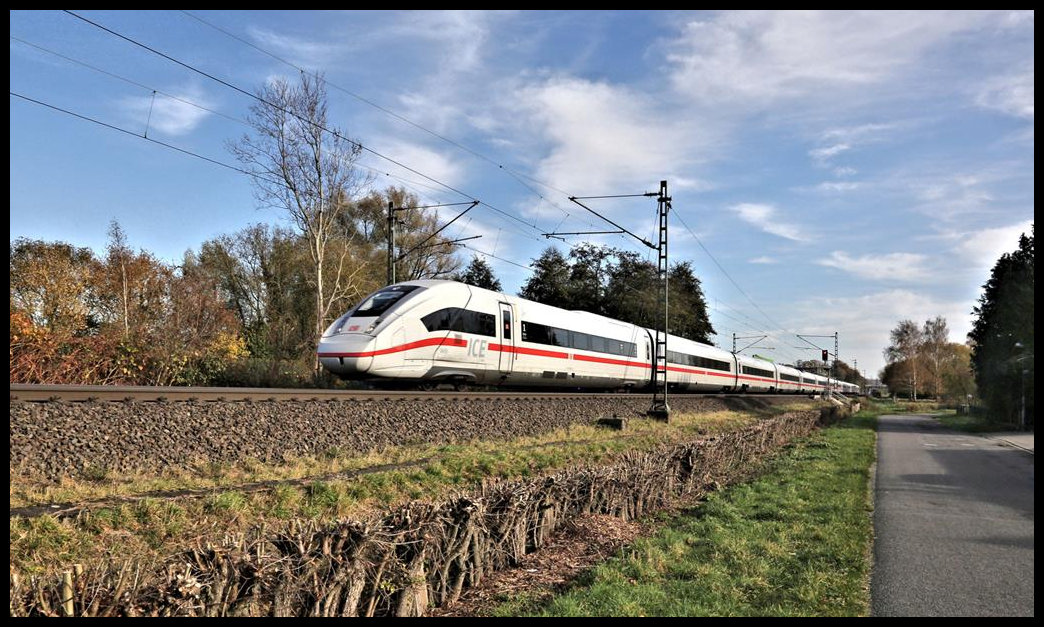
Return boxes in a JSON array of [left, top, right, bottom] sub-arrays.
[[508, 76, 718, 223], [672, 176, 716, 192], [394, 90, 470, 137], [817, 251, 930, 281], [367, 139, 467, 191], [731, 203, 808, 242], [666, 11, 986, 105], [950, 219, 1034, 273], [791, 288, 973, 377], [814, 181, 861, 193], [820, 122, 899, 144], [749, 256, 778, 264], [809, 143, 850, 163], [976, 66, 1034, 120], [1003, 10, 1034, 26], [809, 122, 900, 169], [247, 26, 352, 69], [119, 87, 212, 136], [906, 172, 1001, 221], [391, 11, 506, 74]]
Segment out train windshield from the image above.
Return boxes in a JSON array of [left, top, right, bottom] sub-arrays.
[[352, 285, 422, 318]]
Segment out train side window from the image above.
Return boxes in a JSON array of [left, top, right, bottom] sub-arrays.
[[502, 309, 511, 340], [422, 308, 495, 337], [422, 308, 454, 332], [521, 321, 549, 344], [589, 335, 607, 354], [571, 331, 591, 351], [476, 311, 496, 337], [448, 309, 466, 333]]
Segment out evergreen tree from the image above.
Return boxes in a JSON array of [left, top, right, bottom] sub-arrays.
[[519, 247, 572, 305], [604, 250, 659, 328], [452, 255, 502, 292], [567, 243, 614, 316], [968, 226, 1034, 426], [668, 261, 715, 344], [522, 244, 715, 344]]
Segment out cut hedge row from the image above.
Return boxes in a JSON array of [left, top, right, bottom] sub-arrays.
[[10, 406, 850, 617]]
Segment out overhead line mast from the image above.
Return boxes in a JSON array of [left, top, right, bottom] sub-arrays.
[[650, 181, 671, 419], [550, 181, 670, 420]]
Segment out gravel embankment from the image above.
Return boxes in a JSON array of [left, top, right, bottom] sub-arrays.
[[10, 395, 792, 481]]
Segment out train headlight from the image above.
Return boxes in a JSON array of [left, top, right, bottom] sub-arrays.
[[324, 314, 350, 337], [365, 317, 384, 334]]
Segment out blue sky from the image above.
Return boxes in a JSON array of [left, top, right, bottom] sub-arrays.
[[10, 10, 1035, 377]]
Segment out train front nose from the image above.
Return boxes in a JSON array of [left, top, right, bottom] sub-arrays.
[[317, 334, 376, 377]]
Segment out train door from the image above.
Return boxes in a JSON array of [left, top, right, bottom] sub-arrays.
[[498, 303, 514, 375], [644, 330, 656, 388], [729, 353, 740, 392]]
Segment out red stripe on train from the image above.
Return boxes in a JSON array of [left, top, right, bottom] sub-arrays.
[[318, 336, 467, 358], [489, 343, 570, 359]]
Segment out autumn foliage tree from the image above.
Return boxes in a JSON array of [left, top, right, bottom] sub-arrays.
[[883, 319, 923, 400], [10, 229, 246, 386], [880, 316, 977, 403], [197, 224, 316, 360], [349, 187, 462, 283]]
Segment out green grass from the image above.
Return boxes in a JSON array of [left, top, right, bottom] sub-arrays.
[[869, 399, 944, 414], [504, 411, 877, 617], [935, 411, 1019, 433]]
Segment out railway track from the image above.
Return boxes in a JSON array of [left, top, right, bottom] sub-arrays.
[[9, 384, 818, 403], [9, 384, 663, 403]]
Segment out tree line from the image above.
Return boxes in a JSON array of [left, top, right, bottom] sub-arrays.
[[517, 244, 715, 344], [9, 186, 459, 387], [881, 225, 1033, 429], [880, 316, 975, 403]]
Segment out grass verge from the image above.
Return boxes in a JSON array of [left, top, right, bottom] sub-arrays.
[[934, 411, 1020, 433], [498, 408, 877, 617]]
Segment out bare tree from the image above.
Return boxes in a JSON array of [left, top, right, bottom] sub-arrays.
[[922, 316, 949, 399], [885, 319, 923, 400], [230, 73, 371, 368], [105, 220, 133, 339]]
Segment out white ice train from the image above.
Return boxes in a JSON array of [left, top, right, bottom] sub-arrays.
[[318, 280, 859, 396]]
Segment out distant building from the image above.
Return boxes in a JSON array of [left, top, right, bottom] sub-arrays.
[[864, 378, 888, 397]]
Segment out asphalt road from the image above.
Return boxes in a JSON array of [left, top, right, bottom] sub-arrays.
[[871, 414, 1034, 616]]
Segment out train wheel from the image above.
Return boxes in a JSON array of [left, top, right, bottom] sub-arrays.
[[453, 380, 470, 392], [417, 382, 437, 392]]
